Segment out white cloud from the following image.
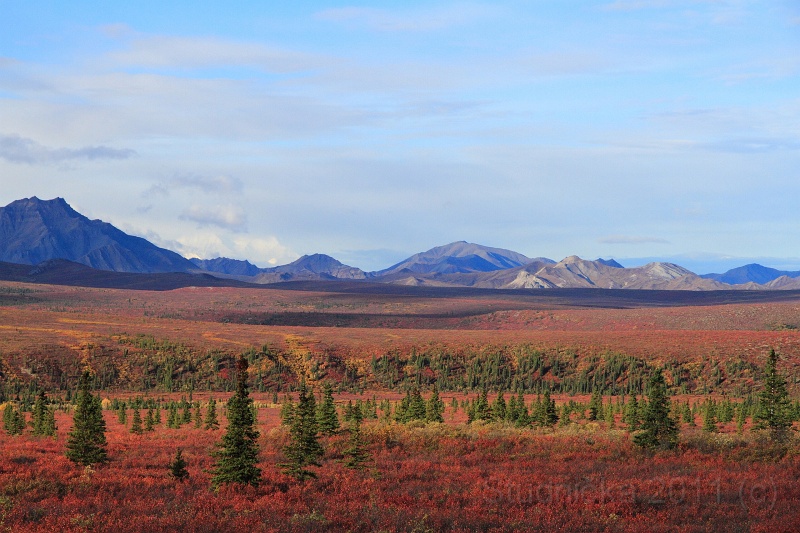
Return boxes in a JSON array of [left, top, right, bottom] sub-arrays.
[[144, 174, 243, 197], [0, 134, 136, 165], [179, 204, 248, 232], [172, 232, 295, 266], [105, 35, 320, 73]]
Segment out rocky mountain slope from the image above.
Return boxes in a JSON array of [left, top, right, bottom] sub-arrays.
[[0, 197, 196, 273], [375, 241, 549, 278], [253, 253, 366, 283]]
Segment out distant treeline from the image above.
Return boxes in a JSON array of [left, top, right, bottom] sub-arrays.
[[2, 332, 794, 403]]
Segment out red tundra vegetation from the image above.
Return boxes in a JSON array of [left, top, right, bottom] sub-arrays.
[[1, 281, 800, 531]]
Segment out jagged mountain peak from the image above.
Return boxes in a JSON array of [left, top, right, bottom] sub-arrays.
[[0, 197, 196, 273]]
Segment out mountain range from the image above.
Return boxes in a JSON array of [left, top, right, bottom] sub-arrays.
[[1, 196, 799, 291]]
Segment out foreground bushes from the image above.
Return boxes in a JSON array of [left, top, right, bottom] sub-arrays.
[[1, 408, 799, 532]]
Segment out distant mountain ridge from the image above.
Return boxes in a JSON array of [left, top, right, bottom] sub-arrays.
[[375, 241, 548, 277], [0, 197, 195, 273], [254, 254, 366, 283], [500, 256, 725, 290], [190, 257, 262, 277], [701, 263, 800, 285], [1, 196, 798, 291]]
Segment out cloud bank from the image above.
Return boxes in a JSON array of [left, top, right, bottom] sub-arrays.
[[0, 134, 135, 165]]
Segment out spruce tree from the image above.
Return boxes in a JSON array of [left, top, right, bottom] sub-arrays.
[[65, 372, 108, 466], [736, 402, 747, 434], [280, 381, 324, 480], [543, 389, 559, 427], [702, 404, 718, 433], [681, 402, 695, 426], [194, 405, 202, 429], [394, 395, 409, 423], [210, 358, 261, 488], [558, 403, 571, 427], [633, 369, 678, 450], [317, 381, 340, 436], [342, 408, 371, 470], [623, 395, 640, 431], [469, 388, 492, 423], [514, 391, 531, 428], [280, 396, 296, 426], [425, 385, 445, 423], [145, 408, 155, 432], [604, 399, 615, 428], [117, 405, 127, 426], [588, 389, 603, 421], [507, 394, 520, 423], [182, 400, 192, 425], [131, 407, 143, 434], [204, 398, 220, 430], [492, 391, 507, 422], [408, 388, 426, 421], [3, 403, 25, 436], [169, 448, 189, 482], [32, 391, 56, 437], [167, 404, 178, 429], [754, 348, 793, 442]]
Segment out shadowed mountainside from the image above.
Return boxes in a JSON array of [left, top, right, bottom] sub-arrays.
[[0, 197, 196, 273]]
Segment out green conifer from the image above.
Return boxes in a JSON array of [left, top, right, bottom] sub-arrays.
[[280, 381, 324, 480], [588, 389, 603, 421], [425, 385, 445, 423], [117, 405, 127, 426], [543, 389, 559, 427], [408, 388, 426, 421], [469, 388, 492, 423], [145, 408, 155, 432], [633, 369, 678, 450], [182, 400, 192, 425], [754, 349, 793, 442], [702, 404, 718, 433], [210, 357, 261, 488], [65, 372, 108, 466], [204, 398, 220, 430], [32, 391, 56, 436], [317, 381, 340, 435], [3, 403, 25, 436], [736, 402, 747, 434], [681, 402, 695, 426], [623, 395, 640, 431], [131, 407, 143, 434], [492, 391, 507, 422], [342, 408, 371, 470], [169, 448, 189, 482]]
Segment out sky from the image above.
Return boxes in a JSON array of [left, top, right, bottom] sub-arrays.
[[1, 1, 799, 273]]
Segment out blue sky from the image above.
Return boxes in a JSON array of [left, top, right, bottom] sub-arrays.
[[1, 1, 799, 272]]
